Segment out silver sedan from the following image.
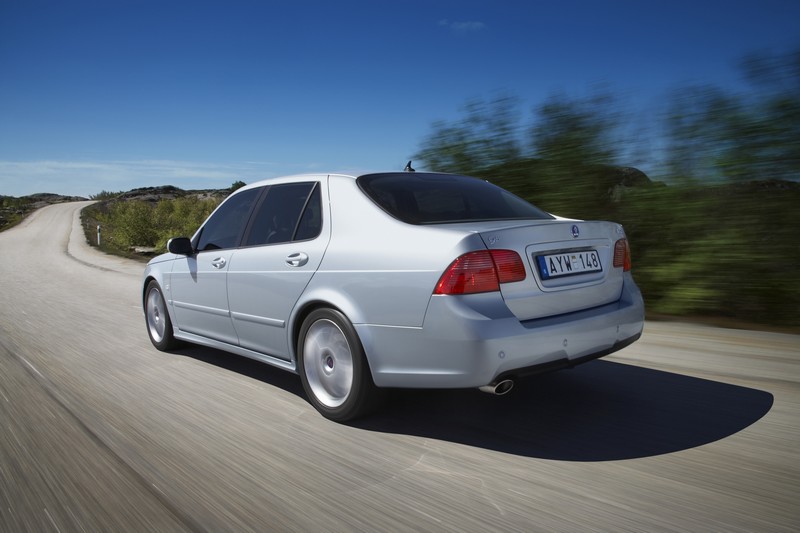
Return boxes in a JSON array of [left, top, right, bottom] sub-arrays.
[[143, 171, 644, 421]]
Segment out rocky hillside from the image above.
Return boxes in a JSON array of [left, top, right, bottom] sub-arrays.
[[1, 185, 233, 233], [112, 185, 229, 203], [0, 193, 88, 231]]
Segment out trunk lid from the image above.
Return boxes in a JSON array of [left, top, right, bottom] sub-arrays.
[[476, 219, 626, 321]]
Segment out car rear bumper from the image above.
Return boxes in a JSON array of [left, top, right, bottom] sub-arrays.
[[357, 275, 645, 389]]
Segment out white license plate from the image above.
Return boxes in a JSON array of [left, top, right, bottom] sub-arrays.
[[536, 250, 602, 279]]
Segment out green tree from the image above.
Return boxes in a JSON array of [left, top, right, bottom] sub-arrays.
[[390, 49, 800, 328], [527, 92, 623, 219], [414, 94, 522, 173], [664, 48, 800, 183], [663, 85, 726, 182], [530, 92, 619, 167]]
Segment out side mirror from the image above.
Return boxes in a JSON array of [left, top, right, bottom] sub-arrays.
[[167, 237, 194, 255]]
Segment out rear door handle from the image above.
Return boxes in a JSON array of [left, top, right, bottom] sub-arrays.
[[211, 257, 227, 269], [286, 252, 309, 267]]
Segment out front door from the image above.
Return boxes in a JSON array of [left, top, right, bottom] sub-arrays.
[[170, 250, 238, 344], [168, 186, 263, 345]]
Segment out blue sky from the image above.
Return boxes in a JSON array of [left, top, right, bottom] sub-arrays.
[[1, 0, 798, 197]]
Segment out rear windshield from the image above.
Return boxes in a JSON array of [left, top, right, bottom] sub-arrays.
[[357, 173, 553, 225]]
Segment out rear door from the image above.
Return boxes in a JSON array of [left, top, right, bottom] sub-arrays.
[[227, 180, 329, 360]]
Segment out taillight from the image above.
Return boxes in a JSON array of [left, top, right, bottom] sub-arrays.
[[490, 249, 527, 283], [434, 250, 526, 295], [613, 238, 631, 271]]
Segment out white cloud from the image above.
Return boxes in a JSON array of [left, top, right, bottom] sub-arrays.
[[438, 19, 486, 32], [0, 160, 289, 198], [0, 158, 401, 198]]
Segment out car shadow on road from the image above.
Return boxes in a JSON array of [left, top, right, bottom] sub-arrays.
[[173, 347, 774, 462], [171, 345, 306, 395], [355, 360, 775, 461]]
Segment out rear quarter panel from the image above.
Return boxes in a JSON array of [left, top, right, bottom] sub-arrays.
[[298, 176, 481, 327]]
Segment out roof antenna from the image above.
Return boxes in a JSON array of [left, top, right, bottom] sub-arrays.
[[404, 160, 415, 172]]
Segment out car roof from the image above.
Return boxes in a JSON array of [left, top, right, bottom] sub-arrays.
[[237, 171, 465, 193], [238, 172, 355, 191]]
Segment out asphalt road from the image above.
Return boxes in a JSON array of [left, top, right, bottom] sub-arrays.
[[1, 201, 798, 532]]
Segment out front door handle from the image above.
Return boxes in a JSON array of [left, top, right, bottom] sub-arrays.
[[211, 257, 227, 269], [286, 252, 309, 267]]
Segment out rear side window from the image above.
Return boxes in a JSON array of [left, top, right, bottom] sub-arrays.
[[195, 187, 261, 251], [358, 173, 553, 224], [243, 182, 321, 246]]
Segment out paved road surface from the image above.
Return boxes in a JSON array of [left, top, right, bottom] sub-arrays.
[[1, 202, 798, 531]]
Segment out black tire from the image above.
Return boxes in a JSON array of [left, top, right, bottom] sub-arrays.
[[144, 280, 178, 351], [297, 308, 384, 421]]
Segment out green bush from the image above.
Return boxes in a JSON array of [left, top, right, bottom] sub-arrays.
[[83, 195, 220, 256]]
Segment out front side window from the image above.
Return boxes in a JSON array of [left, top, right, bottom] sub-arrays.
[[195, 187, 261, 251], [358, 173, 553, 224], [243, 182, 321, 247]]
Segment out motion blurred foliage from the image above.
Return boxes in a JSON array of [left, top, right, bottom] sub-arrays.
[[415, 94, 523, 174], [665, 49, 800, 184], [414, 48, 800, 328]]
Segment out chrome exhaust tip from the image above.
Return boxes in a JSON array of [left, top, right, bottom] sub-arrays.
[[478, 379, 514, 396]]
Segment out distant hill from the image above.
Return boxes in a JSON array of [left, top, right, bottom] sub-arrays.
[[109, 185, 229, 203], [1, 185, 235, 232], [0, 193, 88, 231]]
